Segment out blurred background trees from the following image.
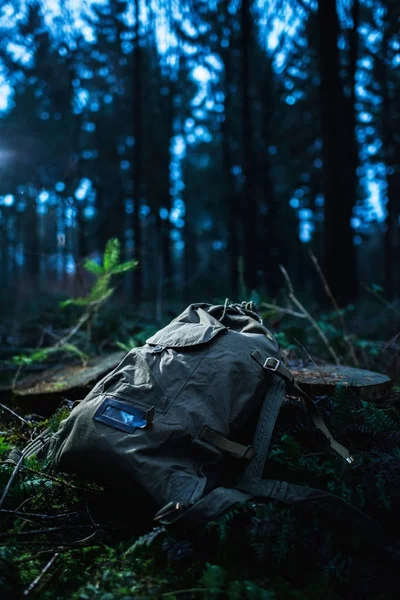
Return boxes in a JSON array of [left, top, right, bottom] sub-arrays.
[[0, 0, 399, 316]]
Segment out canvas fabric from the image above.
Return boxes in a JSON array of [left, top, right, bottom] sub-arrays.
[[48, 302, 383, 542]]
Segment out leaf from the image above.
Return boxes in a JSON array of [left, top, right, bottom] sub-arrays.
[[201, 564, 226, 594], [60, 297, 90, 308], [115, 339, 137, 353], [109, 260, 138, 275], [62, 344, 89, 363], [0, 437, 11, 457], [87, 286, 115, 306], [83, 259, 104, 276], [86, 275, 112, 303], [103, 238, 121, 272]]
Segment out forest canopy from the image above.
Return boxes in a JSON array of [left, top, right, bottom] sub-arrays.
[[1, 3, 400, 599], [0, 0, 399, 313]]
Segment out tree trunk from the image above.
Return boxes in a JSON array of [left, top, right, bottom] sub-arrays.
[[133, 0, 143, 304], [318, 0, 358, 305], [259, 63, 280, 297], [379, 4, 400, 299], [159, 82, 175, 285], [220, 15, 240, 300], [241, 0, 258, 294]]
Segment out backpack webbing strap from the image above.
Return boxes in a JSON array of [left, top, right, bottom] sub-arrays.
[[200, 426, 255, 461], [251, 351, 354, 465], [155, 478, 385, 549], [244, 376, 287, 478], [236, 475, 386, 547], [155, 486, 253, 524]]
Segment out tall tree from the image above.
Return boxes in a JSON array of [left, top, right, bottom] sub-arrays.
[[133, 0, 143, 304], [378, 1, 400, 299], [241, 0, 258, 294], [317, 0, 358, 304]]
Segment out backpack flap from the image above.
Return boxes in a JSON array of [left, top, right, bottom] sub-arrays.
[[146, 308, 227, 350]]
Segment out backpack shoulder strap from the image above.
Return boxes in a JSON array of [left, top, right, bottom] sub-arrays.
[[251, 352, 354, 465]]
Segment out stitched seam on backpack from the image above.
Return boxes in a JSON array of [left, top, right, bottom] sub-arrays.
[[164, 341, 218, 414]]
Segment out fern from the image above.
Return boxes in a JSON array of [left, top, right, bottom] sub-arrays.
[[12, 343, 88, 366], [331, 384, 354, 428], [201, 563, 226, 596], [272, 508, 296, 567], [376, 473, 391, 510], [83, 259, 104, 276], [115, 338, 137, 353], [109, 260, 138, 275], [209, 503, 247, 543], [124, 527, 166, 557], [103, 238, 121, 271], [356, 401, 397, 434], [61, 238, 137, 309]]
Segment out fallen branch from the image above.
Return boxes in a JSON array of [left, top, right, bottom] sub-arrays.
[[0, 402, 30, 425], [23, 552, 59, 597], [0, 524, 94, 539], [21, 466, 103, 494], [259, 303, 307, 319], [0, 509, 79, 521], [279, 265, 341, 366], [309, 251, 359, 367], [365, 285, 400, 318]]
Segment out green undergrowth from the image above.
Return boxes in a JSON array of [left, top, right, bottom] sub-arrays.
[[1, 383, 400, 599]]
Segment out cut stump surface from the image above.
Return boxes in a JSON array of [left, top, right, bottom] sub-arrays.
[[289, 364, 392, 401], [12, 352, 125, 396]]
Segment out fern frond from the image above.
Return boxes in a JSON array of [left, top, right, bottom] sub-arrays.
[[103, 238, 120, 271]]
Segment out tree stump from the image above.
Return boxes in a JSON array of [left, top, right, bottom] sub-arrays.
[[289, 364, 392, 401], [12, 351, 125, 397]]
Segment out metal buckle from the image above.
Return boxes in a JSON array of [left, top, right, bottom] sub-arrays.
[[346, 456, 355, 464], [152, 345, 164, 354], [241, 445, 255, 461], [263, 357, 280, 372]]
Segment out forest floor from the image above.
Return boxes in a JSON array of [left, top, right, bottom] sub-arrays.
[[0, 294, 400, 599]]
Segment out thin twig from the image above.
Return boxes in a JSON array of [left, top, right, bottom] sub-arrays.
[[0, 402, 30, 425], [23, 552, 59, 596], [383, 331, 400, 352], [162, 589, 206, 597], [279, 265, 295, 295], [0, 509, 79, 520], [309, 251, 359, 367], [85, 498, 99, 528], [12, 330, 46, 390], [365, 285, 400, 318], [0, 452, 25, 510], [259, 303, 307, 319], [18, 532, 104, 560], [279, 265, 341, 365], [21, 466, 102, 494], [293, 338, 329, 385], [0, 524, 94, 539]]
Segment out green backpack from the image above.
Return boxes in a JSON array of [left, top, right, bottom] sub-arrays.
[[48, 302, 381, 535]]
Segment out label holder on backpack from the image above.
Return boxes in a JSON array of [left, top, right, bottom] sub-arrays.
[[93, 398, 155, 433]]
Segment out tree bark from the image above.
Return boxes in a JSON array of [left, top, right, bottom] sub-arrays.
[[379, 3, 400, 299], [259, 62, 280, 297], [241, 0, 258, 294], [220, 11, 240, 300], [317, 0, 358, 305], [133, 0, 143, 304]]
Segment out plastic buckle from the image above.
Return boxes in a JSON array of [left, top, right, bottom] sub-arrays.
[[154, 501, 185, 522], [346, 456, 355, 464], [263, 357, 280, 372]]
